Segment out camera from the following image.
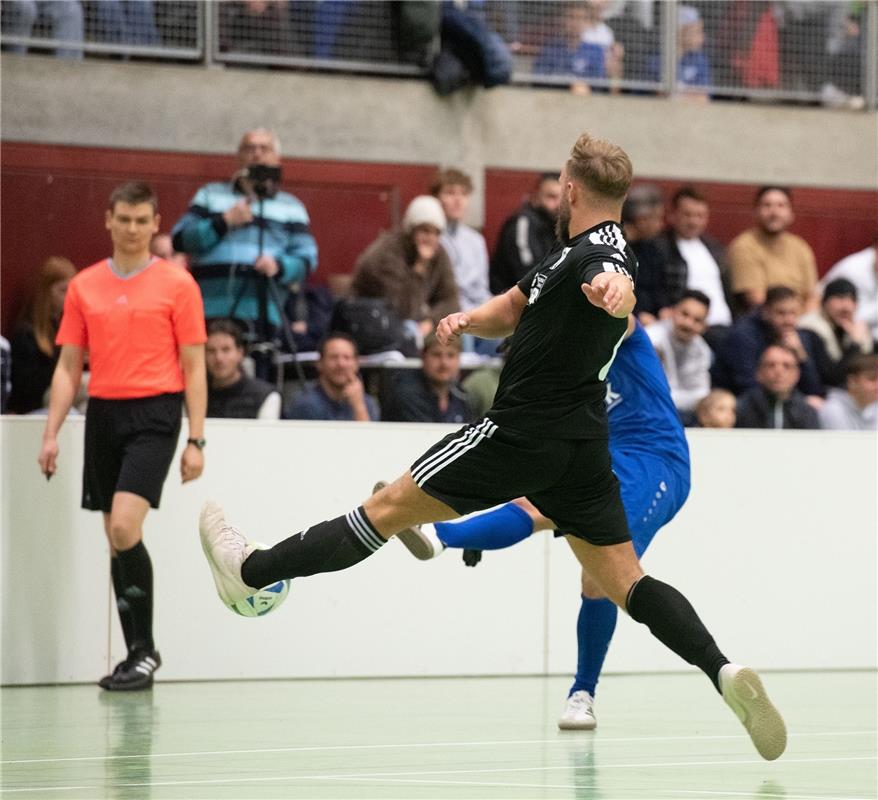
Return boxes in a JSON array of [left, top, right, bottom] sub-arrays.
[[245, 164, 282, 199]]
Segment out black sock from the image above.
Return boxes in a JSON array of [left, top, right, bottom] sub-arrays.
[[242, 506, 385, 588], [626, 575, 729, 693], [115, 541, 154, 653], [110, 556, 136, 654]]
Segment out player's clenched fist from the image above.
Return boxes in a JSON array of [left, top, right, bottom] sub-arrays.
[[436, 312, 471, 344]]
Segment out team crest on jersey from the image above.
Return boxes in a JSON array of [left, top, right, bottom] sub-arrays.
[[528, 272, 547, 305]]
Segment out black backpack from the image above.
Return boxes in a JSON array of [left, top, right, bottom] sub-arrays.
[[330, 297, 408, 355]]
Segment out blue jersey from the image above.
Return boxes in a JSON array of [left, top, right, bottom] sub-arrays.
[[606, 323, 690, 548], [606, 322, 689, 472]]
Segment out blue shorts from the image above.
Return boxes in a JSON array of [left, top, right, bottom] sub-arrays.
[[611, 447, 690, 558]]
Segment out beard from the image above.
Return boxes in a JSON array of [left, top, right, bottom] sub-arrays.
[[555, 196, 571, 242]]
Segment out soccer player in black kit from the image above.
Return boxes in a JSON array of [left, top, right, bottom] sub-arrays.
[[200, 133, 787, 761]]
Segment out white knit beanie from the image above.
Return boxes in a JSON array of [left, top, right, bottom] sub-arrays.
[[403, 195, 446, 233]]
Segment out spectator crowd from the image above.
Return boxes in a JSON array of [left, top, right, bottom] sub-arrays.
[[2, 128, 876, 434], [1, 2, 868, 109]]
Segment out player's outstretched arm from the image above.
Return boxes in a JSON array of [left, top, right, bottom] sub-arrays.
[[581, 273, 636, 319], [436, 287, 527, 344]]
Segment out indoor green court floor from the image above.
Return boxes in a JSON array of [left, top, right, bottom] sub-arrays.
[[2, 671, 875, 800]]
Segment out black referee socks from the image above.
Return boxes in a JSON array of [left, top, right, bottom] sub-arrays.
[[110, 556, 136, 652], [115, 541, 154, 653], [626, 575, 729, 693], [241, 506, 385, 588]]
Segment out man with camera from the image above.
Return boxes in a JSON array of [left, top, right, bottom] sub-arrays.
[[172, 128, 318, 373]]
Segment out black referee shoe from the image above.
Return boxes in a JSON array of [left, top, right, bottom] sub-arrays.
[[99, 649, 161, 691]]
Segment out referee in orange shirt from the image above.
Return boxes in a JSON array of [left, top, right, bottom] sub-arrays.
[[38, 182, 208, 691]]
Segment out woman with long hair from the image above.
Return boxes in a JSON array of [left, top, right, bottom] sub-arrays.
[[8, 256, 77, 413]]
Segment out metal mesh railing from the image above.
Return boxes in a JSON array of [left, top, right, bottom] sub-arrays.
[[2, 1, 876, 109], [0, 0, 202, 59], [213, 1, 428, 74], [507, 0, 874, 108]]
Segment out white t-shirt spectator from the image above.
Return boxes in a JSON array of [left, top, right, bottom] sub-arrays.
[[818, 387, 878, 431], [646, 319, 712, 413], [677, 238, 733, 326]]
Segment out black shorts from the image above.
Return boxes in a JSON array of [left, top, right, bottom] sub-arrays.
[[82, 393, 183, 512], [410, 417, 630, 546]]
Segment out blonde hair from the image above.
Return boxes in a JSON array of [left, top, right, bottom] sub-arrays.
[[27, 256, 76, 357], [566, 133, 633, 202], [429, 168, 473, 196], [695, 389, 735, 422]]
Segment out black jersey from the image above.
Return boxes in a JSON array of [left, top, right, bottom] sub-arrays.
[[486, 220, 636, 440]]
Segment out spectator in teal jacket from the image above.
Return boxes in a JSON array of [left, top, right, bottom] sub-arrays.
[[172, 128, 318, 342]]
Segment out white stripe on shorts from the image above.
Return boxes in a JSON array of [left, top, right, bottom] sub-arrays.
[[410, 419, 492, 484], [346, 508, 384, 551], [412, 418, 497, 487]]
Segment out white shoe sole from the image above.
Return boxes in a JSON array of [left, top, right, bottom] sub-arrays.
[[396, 526, 439, 561], [721, 666, 787, 761], [557, 716, 597, 731], [372, 480, 442, 561]]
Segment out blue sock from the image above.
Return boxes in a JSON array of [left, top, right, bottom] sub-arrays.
[[569, 595, 618, 698], [434, 503, 534, 550]]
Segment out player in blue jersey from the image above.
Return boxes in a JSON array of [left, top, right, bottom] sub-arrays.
[[393, 316, 692, 730]]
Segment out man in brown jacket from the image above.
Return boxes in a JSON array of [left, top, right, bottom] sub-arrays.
[[351, 195, 460, 342]]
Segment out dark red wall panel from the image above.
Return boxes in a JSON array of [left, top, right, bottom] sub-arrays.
[[3, 143, 877, 338], [0, 142, 437, 336], [484, 169, 878, 279]]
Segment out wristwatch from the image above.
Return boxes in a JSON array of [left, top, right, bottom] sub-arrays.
[[187, 437, 206, 450]]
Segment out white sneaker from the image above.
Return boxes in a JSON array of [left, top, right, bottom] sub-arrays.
[[397, 523, 446, 561], [199, 500, 259, 606], [719, 664, 787, 761], [372, 481, 445, 561], [558, 690, 597, 730]]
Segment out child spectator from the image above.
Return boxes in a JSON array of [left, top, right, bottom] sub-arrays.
[[695, 389, 736, 429], [677, 5, 711, 97]]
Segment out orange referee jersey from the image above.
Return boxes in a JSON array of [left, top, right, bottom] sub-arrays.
[[57, 258, 207, 399]]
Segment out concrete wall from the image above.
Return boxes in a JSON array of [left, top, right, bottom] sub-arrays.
[[2, 54, 876, 227], [2, 417, 875, 685]]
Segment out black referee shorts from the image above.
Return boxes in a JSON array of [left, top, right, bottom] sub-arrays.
[[82, 393, 183, 512], [410, 417, 630, 546]]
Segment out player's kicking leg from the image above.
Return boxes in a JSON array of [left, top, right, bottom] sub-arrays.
[[566, 536, 787, 761], [199, 473, 457, 605]]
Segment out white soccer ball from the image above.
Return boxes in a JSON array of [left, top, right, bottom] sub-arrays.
[[229, 579, 291, 617]]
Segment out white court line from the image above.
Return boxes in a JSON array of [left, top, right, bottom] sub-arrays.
[[300, 775, 876, 800], [2, 755, 875, 795], [2, 729, 874, 766]]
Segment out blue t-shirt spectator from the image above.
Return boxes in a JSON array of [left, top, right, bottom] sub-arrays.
[[286, 382, 380, 422], [533, 40, 606, 79], [679, 50, 711, 87]]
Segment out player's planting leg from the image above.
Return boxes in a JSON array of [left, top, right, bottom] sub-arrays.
[[559, 591, 618, 731], [569, 537, 786, 760], [200, 474, 457, 605], [626, 575, 786, 760]]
